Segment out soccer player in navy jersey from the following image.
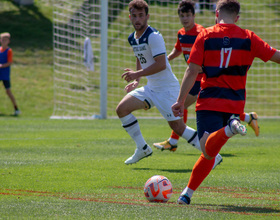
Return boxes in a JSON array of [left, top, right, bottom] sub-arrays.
[[172, 0, 280, 205], [116, 0, 222, 166]]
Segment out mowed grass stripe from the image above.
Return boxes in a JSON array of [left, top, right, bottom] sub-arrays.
[[0, 118, 279, 219]]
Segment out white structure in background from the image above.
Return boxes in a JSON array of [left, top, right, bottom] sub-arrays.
[[84, 37, 94, 72]]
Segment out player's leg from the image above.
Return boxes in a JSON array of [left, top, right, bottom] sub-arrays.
[[170, 94, 197, 143], [240, 112, 259, 136], [153, 88, 222, 169], [152, 88, 201, 150], [177, 112, 246, 205], [153, 87, 198, 151], [168, 119, 200, 150], [4, 81, 20, 115], [116, 88, 153, 164], [168, 117, 222, 169]]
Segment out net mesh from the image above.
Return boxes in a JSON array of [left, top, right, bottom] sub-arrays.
[[52, 0, 280, 119]]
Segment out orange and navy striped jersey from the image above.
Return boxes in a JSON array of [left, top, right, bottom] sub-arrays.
[[174, 23, 204, 82], [188, 23, 276, 114]]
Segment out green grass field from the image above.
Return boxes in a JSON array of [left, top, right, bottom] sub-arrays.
[[0, 0, 279, 118], [0, 118, 279, 219], [0, 1, 279, 218]]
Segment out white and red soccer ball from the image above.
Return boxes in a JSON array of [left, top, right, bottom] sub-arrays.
[[144, 175, 173, 203]]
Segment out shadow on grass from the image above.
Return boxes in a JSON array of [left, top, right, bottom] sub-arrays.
[[132, 168, 192, 173], [132, 153, 236, 173], [220, 153, 236, 157], [198, 204, 280, 214], [0, 2, 52, 50], [0, 113, 19, 117]]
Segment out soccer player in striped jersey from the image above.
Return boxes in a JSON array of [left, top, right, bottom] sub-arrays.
[[116, 0, 222, 166], [172, 0, 280, 205], [154, 1, 259, 158], [153, 0, 205, 152]]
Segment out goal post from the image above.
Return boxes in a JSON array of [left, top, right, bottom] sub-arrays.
[[51, 0, 280, 119], [100, 0, 108, 119]]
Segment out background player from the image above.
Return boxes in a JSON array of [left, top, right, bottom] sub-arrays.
[[0, 32, 20, 116], [171, 0, 280, 205], [153, 0, 205, 153], [154, 0, 259, 157]]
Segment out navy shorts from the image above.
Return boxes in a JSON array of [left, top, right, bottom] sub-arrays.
[[189, 81, 201, 96], [1, 80, 11, 89], [196, 110, 239, 139]]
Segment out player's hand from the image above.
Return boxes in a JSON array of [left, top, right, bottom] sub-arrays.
[[172, 101, 184, 117], [125, 80, 139, 93], [121, 68, 139, 82]]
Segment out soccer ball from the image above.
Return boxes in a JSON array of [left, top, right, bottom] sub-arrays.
[[144, 175, 173, 203]]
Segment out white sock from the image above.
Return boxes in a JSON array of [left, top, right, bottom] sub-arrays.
[[120, 114, 146, 149], [224, 125, 235, 137], [168, 138, 178, 146], [181, 127, 201, 151], [244, 113, 250, 123], [181, 187, 194, 199]]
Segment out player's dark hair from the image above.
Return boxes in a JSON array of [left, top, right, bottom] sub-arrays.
[[178, 0, 195, 15], [129, 0, 149, 15], [216, 0, 240, 15]]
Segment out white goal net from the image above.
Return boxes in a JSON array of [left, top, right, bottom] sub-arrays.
[[52, 0, 280, 119]]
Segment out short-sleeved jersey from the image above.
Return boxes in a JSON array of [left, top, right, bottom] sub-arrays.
[[128, 26, 179, 92], [188, 23, 276, 114], [0, 47, 12, 63], [174, 24, 204, 82], [0, 47, 12, 80]]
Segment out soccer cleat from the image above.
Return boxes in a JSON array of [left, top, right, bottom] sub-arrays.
[[212, 153, 223, 170], [125, 145, 153, 165], [248, 112, 259, 136], [228, 115, 247, 136], [14, 110, 21, 116], [153, 140, 177, 152], [177, 194, 191, 205]]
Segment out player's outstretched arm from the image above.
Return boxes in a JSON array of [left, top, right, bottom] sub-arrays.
[[172, 62, 200, 117], [122, 54, 166, 83], [124, 80, 140, 93], [0, 62, 12, 68], [167, 48, 182, 61], [270, 50, 280, 64]]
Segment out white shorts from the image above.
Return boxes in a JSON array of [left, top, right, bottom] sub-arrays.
[[128, 85, 181, 121]]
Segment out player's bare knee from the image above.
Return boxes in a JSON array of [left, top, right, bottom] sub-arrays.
[[116, 102, 133, 118], [203, 152, 214, 160], [200, 132, 214, 160], [116, 105, 124, 118], [168, 119, 184, 136]]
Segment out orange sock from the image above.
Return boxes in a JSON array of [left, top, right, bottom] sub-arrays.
[[187, 127, 230, 191], [183, 109, 188, 124], [239, 112, 245, 121], [205, 127, 230, 157], [170, 109, 188, 140], [188, 154, 215, 191], [170, 130, 179, 140]]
